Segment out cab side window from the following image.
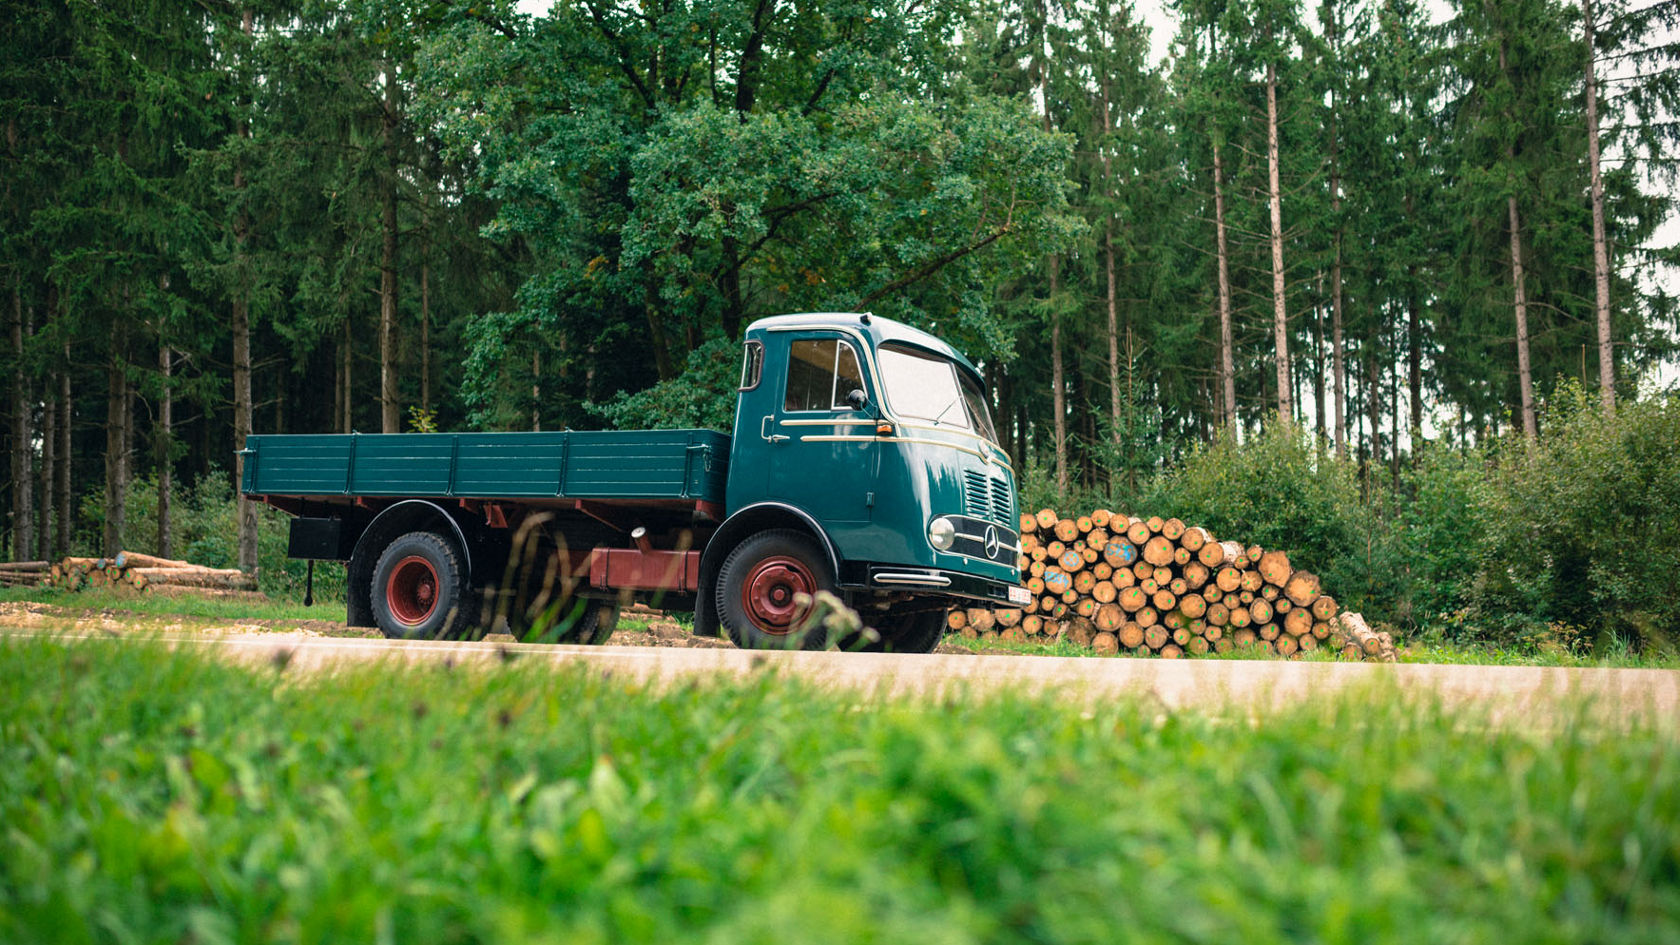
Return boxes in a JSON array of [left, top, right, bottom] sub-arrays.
[[784, 339, 865, 412], [739, 341, 764, 391]]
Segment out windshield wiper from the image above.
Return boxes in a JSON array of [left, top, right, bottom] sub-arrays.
[[930, 399, 960, 426]]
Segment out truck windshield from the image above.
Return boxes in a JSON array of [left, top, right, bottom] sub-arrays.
[[878, 343, 1000, 445]]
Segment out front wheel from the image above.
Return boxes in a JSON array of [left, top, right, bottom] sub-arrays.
[[854, 609, 946, 654], [371, 531, 478, 640], [715, 530, 835, 650]]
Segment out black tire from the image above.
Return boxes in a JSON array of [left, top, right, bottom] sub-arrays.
[[514, 598, 619, 645], [371, 530, 477, 640], [715, 530, 835, 650], [856, 609, 946, 654]]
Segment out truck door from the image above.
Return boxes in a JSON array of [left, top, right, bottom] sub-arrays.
[[764, 333, 877, 527]]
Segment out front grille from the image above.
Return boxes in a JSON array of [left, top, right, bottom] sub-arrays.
[[946, 515, 1020, 565], [964, 471, 992, 522], [965, 470, 1014, 527], [990, 476, 1013, 525]]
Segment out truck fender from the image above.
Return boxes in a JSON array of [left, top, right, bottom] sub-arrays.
[[694, 502, 841, 638], [347, 500, 478, 629]]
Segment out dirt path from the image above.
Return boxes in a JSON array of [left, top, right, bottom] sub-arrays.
[[6, 611, 1676, 733]]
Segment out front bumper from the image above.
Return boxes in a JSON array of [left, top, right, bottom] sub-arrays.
[[859, 566, 1030, 607]]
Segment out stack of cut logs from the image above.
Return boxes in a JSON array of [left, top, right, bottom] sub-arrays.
[[0, 560, 49, 587], [947, 508, 1396, 662], [42, 551, 258, 596]]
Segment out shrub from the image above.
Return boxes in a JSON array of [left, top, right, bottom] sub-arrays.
[[1469, 387, 1680, 652], [1390, 445, 1491, 629], [1142, 423, 1395, 617], [593, 335, 741, 432]]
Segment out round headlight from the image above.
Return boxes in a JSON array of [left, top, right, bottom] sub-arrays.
[[928, 517, 956, 551]]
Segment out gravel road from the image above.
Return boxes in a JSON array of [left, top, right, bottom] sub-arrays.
[[6, 615, 1676, 732]]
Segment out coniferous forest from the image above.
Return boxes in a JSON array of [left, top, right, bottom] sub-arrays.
[[4, 0, 1679, 643]]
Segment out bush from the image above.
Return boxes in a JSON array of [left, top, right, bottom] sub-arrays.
[[1141, 423, 1395, 618], [1469, 388, 1680, 652], [1390, 445, 1491, 629], [593, 335, 741, 432]]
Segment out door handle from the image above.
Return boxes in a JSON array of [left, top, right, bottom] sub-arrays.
[[760, 416, 789, 443]]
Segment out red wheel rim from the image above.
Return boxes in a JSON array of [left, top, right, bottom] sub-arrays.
[[740, 555, 816, 634], [386, 555, 440, 626]]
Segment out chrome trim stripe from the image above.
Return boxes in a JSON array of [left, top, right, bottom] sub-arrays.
[[955, 533, 1021, 554], [873, 572, 954, 587], [779, 418, 876, 427]]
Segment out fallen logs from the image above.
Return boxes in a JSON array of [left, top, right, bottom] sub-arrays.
[[0, 561, 50, 587], [40, 551, 260, 596], [963, 507, 1382, 661]]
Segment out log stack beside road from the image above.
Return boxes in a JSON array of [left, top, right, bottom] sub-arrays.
[[948, 508, 1397, 662], [38, 551, 258, 597]]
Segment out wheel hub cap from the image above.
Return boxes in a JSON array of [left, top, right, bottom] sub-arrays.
[[741, 556, 815, 634], [387, 556, 440, 626]]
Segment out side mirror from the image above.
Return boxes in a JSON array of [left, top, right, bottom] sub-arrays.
[[845, 389, 869, 411]]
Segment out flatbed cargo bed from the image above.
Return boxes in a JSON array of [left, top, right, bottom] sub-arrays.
[[240, 430, 730, 512]]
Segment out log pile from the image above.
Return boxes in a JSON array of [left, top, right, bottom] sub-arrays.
[[0, 561, 49, 588], [43, 551, 258, 595], [950, 507, 1396, 661]]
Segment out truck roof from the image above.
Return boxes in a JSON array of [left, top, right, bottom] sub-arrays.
[[743, 312, 983, 380]]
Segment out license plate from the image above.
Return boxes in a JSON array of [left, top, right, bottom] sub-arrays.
[[1006, 585, 1031, 606]]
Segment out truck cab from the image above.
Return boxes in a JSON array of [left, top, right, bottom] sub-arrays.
[[701, 313, 1027, 649]]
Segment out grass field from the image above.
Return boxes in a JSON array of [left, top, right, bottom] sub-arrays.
[[0, 587, 341, 623], [2, 639, 1676, 943]]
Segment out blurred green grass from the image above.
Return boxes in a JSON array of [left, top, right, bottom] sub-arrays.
[[0, 586, 345, 624], [2, 639, 1676, 943]]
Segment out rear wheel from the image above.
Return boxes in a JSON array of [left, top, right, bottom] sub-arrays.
[[513, 598, 619, 645], [371, 531, 477, 640], [715, 530, 835, 650]]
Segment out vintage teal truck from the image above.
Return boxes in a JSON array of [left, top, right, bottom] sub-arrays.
[[242, 312, 1028, 651]]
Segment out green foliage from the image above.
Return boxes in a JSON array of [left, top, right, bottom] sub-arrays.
[[4, 641, 1679, 942], [1469, 387, 1680, 651], [592, 336, 742, 432], [1143, 423, 1388, 612], [1391, 445, 1490, 627]]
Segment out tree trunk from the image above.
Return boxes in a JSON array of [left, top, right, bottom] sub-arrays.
[[56, 358, 69, 557], [1050, 256, 1067, 495], [379, 59, 401, 434], [1213, 139, 1236, 430], [1266, 59, 1291, 426], [157, 343, 172, 558], [1366, 338, 1382, 469], [1326, 0, 1347, 457], [38, 384, 52, 557], [1408, 267, 1422, 447], [1497, 38, 1538, 441], [10, 286, 31, 561], [103, 322, 127, 558], [420, 233, 431, 413], [235, 4, 258, 570], [531, 349, 541, 432], [233, 300, 256, 571], [1100, 79, 1121, 446], [1508, 193, 1537, 441], [1584, 0, 1613, 410], [341, 316, 352, 433], [1313, 287, 1326, 438]]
